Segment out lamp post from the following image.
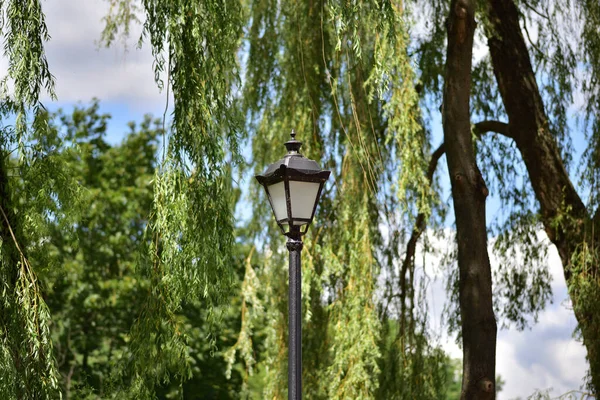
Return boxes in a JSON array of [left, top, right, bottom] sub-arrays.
[[255, 130, 330, 400]]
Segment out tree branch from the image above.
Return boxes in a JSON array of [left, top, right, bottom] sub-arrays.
[[474, 120, 511, 139], [401, 119, 509, 267], [398, 119, 509, 334], [593, 206, 600, 238]]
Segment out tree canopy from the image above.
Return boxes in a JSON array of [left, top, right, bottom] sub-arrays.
[[0, 0, 598, 399]]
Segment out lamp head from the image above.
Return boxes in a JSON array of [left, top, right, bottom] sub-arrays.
[[255, 130, 330, 237]]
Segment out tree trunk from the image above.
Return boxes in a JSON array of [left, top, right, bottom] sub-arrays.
[[486, 0, 600, 392], [443, 1, 497, 398]]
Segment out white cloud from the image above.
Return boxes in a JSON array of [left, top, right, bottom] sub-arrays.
[[39, 0, 165, 110], [419, 233, 589, 399], [493, 244, 587, 399]]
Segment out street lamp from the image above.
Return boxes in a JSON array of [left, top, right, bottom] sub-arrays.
[[255, 130, 330, 400]]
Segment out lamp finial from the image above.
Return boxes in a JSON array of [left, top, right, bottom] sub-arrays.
[[285, 129, 302, 154]]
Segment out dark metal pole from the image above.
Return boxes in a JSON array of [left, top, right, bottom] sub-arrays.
[[286, 227, 303, 400]]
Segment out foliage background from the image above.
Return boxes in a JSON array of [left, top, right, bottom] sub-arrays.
[[0, 0, 595, 398]]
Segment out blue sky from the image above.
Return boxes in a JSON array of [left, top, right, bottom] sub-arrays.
[[33, 0, 170, 144], [0, 1, 591, 398]]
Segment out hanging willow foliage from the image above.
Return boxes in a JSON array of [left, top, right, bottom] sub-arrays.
[[101, 1, 245, 396], [7, 0, 599, 397], [237, 1, 446, 398], [0, 0, 64, 398]]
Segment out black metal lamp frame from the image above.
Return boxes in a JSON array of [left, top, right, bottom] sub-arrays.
[[256, 165, 329, 238], [255, 130, 330, 400]]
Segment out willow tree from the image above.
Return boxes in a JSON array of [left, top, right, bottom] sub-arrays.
[[442, 0, 497, 398], [415, 0, 600, 396], [238, 1, 448, 398], [484, 0, 600, 392], [100, 1, 245, 397], [1, 0, 244, 398], [100, 3, 449, 398], [2, 0, 598, 398], [240, 0, 600, 397], [0, 0, 67, 398]]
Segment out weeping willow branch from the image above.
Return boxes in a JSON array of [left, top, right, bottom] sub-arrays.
[[0, 157, 61, 399], [0, 204, 26, 260], [224, 245, 260, 387]]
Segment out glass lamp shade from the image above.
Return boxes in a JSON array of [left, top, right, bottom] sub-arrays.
[[256, 132, 330, 237], [289, 181, 321, 222], [266, 181, 287, 222], [266, 180, 322, 226]]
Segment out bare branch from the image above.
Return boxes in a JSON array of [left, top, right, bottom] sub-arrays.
[[401, 120, 509, 263], [473, 120, 511, 138], [521, 0, 550, 21], [398, 119, 509, 336]]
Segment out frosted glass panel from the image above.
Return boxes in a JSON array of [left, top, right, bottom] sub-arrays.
[[267, 182, 287, 222], [289, 181, 320, 220]]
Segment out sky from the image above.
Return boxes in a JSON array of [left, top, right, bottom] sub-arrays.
[[419, 232, 589, 400], [0, 0, 591, 398], [16, 0, 169, 143]]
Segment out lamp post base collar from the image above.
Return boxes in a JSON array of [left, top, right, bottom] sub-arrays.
[[286, 238, 303, 252]]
